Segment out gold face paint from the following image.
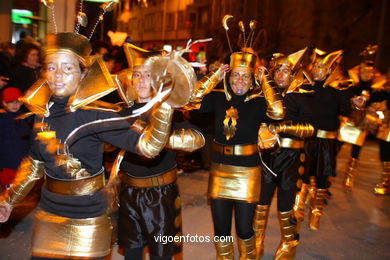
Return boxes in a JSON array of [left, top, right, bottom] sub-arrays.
[[44, 53, 83, 98], [229, 67, 252, 95]]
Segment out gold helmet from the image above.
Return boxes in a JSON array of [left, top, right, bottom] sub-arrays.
[[310, 48, 343, 71], [271, 48, 307, 73]]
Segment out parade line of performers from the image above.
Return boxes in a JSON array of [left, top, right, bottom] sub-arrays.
[[0, 10, 390, 260]]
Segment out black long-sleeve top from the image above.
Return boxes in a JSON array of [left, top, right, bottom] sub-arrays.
[[30, 96, 141, 218], [303, 81, 351, 131], [199, 92, 267, 167], [119, 103, 191, 178]]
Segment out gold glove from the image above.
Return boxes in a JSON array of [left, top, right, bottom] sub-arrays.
[[165, 128, 205, 152], [272, 122, 315, 138], [185, 67, 223, 110], [258, 123, 279, 150], [2, 157, 44, 208], [260, 71, 285, 120], [137, 102, 174, 158]]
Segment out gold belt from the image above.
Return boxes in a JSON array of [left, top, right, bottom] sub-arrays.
[[316, 129, 337, 139], [280, 138, 304, 149], [44, 173, 105, 196], [213, 142, 258, 156], [121, 168, 177, 188]]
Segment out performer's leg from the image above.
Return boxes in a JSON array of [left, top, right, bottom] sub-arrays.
[[211, 198, 234, 259], [274, 210, 299, 260], [124, 247, 143, 260], [374, 140, 390, 195], [150, 254, 173, 260], [235, 201, 256, 259], [253, 181, 276, 258], [344, 145, 361, 190]]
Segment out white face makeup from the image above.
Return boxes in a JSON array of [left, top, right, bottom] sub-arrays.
[[229, 67, 252, 96], [44, 53, 83, 98]]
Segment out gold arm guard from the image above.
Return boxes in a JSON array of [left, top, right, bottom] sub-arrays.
[[2, 157, 44, 208], [137, 102, 174, 158], [273, 123, 315, 138], [186, 67, 223, 110], [166, 128, 205, 152], [260, 71, 285, 120]]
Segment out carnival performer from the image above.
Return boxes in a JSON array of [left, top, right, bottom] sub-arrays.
[[342, 45, 386, 190], [294, 48, 352, 231], [0, 26, 175, 260], [115, 44, 205, 260], [254, 49, 315, 260], [186, 16, 285, 259]]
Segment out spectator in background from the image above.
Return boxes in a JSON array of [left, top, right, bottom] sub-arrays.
[[9, 43, 41, 93], [0, 87, 31, 192], [92, 40, 110, 58], [103, 52, 115, 73], [0, 42, 16, 80]]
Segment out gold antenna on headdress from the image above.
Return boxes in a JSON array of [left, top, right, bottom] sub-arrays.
[[238, 21, 246, 48], [248, 20, 256, 49], [41, 0, 57, 33], [86, 1, 116, 40], [222, 15, 233, 53], [75, 0, 88, 33]]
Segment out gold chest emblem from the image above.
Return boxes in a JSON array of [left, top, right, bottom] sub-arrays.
[[223, 106, 239, 140]]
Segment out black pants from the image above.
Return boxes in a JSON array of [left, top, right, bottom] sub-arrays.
[[210, 198, 255, 239], [124, 247, 172, 260]]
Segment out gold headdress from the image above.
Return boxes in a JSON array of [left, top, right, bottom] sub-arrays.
[[270, 48, 307, 73]]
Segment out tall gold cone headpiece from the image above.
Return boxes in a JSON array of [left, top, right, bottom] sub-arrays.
[[271, 48, 307, 72], [310, 49, 343, 71], [119, 43, 165, 105]]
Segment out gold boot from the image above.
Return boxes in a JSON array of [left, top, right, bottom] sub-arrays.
[[253, 205, 270, 259], [293, 183, 309, 232], [274, 210, 299, 260], [238, 235, 256, 260], [343, 158, 358, 190], [309, 189, 327, 230], [214, 240, 234, 260], [374, 161, 390, 195], [306, 176, 317, 205]]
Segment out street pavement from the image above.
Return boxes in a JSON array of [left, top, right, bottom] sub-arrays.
[[0, 140, 389, 260]]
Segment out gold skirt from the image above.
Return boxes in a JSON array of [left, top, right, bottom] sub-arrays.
[[208, 163, 261, 203], [31, 209, 112, 258]]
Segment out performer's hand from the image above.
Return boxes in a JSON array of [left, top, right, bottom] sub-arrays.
[[0, 203, 12, 223], [217, 64, 229, 81], [351, 96, 365, 109], [256, 66, 267, 81]]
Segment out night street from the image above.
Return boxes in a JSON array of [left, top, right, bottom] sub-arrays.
[[0, 140, 389, 260]]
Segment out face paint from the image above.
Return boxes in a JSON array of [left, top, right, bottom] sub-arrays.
[[44, 53, 83, 98]]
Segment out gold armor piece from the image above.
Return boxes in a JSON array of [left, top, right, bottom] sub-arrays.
[[259, 71, 285, 120], [120, 168, 177, 188], [2, 157, 44, 207], [316, 129, 338, 139], [208, 163, 261, 203], [31, 210, 112, 258], [213, 142, 258, 156], [273, 122, 315, 138], [338, 117, 367, 146], [166, 128, 205, 152], [279, 138, 304, 149]]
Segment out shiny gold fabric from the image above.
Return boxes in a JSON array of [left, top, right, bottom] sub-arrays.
[[120, 168, 177, 188], [186, 67, 223, 110], [279, 138, 304, 149], [374, 162, 390, 195], [208, 163, 261, 203], [165, 128, 205, 152], [309, 189, 327, 231], [253, 205, 270, 259], [274, 210, 298, 260], [20, 79, 52, 117], [214, 240, 234, 260], [31, 210, 112, 258], [258, 124, 279, 150], [44, 173, 105, 196], [259, 71, 285, 120], [223, 106, 239, 140], [294, 183, 309, 231], [229, 51, 257, 70], [338, 118, 367, 146], [137, 102, 173, 158], [377, 124, 390, 142], [343, 158, 358, 191], [237, 235, 256, 260], [44, 33, 91, 66], [311, 49, 343, 71], [3, 157, 44, 207], [316, 129, 338, 139], [274, 122, 315, 138], [213, 142, 258, 156]]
